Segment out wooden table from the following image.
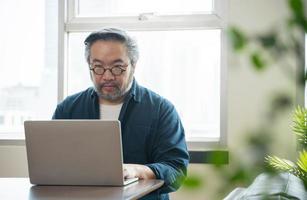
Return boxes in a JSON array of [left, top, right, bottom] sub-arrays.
[[0, 178, 164, 200]]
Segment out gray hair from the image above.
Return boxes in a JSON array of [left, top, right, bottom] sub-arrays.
[[84, 27, 139, 67]]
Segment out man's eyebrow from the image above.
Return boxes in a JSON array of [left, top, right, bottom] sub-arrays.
[[92, 59, 104, 63], [91, 59, 125, 64], [111, 59, 125, 63]]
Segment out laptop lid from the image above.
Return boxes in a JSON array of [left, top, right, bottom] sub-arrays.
[[24, 120, 136, 186]]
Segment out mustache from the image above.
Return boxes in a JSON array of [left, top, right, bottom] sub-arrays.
[[98, 82, 119, 88]]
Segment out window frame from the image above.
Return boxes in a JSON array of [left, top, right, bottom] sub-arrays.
[[0, 0, 228, 152], [0, 0, 58, 142], [65, 0, 225, 31], [57, 0, 228, 150]]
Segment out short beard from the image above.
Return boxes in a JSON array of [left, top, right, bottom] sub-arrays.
[[93, 68, 134, 102]]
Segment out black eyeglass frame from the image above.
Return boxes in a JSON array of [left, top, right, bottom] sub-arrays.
[[89, 63, 128, 76]]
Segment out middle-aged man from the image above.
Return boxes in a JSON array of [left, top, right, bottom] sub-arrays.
[[52, 27, 189, 199]]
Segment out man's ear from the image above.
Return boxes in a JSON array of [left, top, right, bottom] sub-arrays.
[[132, 62, 137, 69], [89, 69, 94, 81], [131, 64, 137, 74]]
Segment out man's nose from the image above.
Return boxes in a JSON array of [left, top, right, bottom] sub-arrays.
[[102, 69, 115, 80]]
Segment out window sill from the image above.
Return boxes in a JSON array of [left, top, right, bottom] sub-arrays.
[[188, 150, 228, 164], [0, 135, 229, 164], [0, 138, 25, 146], [0, 133, 25, 145]]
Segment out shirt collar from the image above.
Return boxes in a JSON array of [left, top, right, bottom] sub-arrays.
[[125, 78, 141, 103]]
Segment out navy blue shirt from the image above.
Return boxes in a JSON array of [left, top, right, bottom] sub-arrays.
[[52, 79, 189, 200]]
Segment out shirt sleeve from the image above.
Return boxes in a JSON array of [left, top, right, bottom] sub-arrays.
[[52, 102, 69, 119], [145, 100, 190, 194]]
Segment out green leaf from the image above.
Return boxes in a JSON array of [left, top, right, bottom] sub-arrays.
[[271, 94, 292, 111], [207, 151, 229, 167], [257, 33, 277, 48], [227, 27, 247, 51], [183, 176, 203, 189], [288, 0, 304, 15], [297, 150, 307, 172], [266, 155, 307, 183], [288, 0, 307, 32], [250, 52, 266, 71], [228, 167, 252, 183], [292, 106, 307, 147], [265, 155, 295, 172]]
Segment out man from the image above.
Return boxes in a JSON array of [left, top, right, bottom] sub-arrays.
[[52, 27, 189, 199]]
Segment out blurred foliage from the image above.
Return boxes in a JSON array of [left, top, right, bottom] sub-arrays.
[[266, 106, 307, 186], [182, 0, 307, 199], [293, 106, 307, 148], [182, 175, 204, 189], [228, 0, 306, 81], [206, 151, 229, 167], [267, 93, 293, 121], [298, 150, 307, 172], [226, 0, 307, 196], [289, 0, 307, 31], [227, 27, 247, 51], [250, 52, 266, 71]]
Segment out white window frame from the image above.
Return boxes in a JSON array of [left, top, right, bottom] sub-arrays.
[[59, 0, 228, 150], [0, 0, 58, 143], [0, 0, 228, 150]]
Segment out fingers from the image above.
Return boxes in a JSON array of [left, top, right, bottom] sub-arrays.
[[123, 168, 129, 179], [123, 165, 132, 179], [123, 164, 136, 179]]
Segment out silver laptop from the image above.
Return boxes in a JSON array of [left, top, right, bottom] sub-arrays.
[[24, 120, 138, 186]]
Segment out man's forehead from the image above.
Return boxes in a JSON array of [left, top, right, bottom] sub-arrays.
[[91, 58, 125, 63], [90, 40, 127, 54], [91, 39, 126, 47]]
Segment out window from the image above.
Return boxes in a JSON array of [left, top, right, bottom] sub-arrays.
[[0, 0, 58, 138], [68, 30, 221, 140], [77, 0, 213, 17], [1, 0, 227, 148], [0, 116, 4, 125], [61, 0, 228, 149]]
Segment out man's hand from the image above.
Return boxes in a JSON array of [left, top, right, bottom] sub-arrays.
[[123, 164, 156, 179]]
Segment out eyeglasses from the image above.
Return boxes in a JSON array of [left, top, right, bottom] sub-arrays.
[[89, 63, 127, 76]]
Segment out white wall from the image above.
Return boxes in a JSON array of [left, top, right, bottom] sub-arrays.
[[227, 0, 297, 158], [172, 0, 300, 199], [0, 0, 302, 199], [0, 145, 27, 177]]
